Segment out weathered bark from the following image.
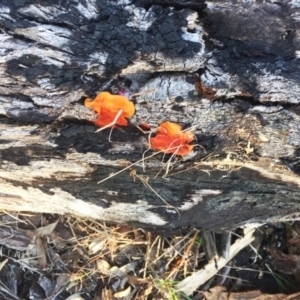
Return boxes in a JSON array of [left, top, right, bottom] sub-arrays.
[[0, 0, 300, 231]]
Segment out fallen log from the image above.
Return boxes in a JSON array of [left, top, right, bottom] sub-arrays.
[[0, 0, 300, 231]]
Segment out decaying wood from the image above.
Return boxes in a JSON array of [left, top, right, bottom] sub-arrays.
[[0, 0, 300, 231]]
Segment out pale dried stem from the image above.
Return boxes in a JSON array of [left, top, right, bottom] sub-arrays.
[[175, 227, 256, 295], [130, 88, 157, 99], [130, 170, 180, 216], [97, 148, 178, 184], [196, 160, 300, 188], [95, 109, 123, 142], [151, 230, 196, 266]]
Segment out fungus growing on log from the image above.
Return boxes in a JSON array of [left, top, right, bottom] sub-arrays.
[[150, 122, 195, 156], [85, 92, 135, 127]]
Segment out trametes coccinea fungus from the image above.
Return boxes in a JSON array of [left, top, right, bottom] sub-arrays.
[[84, 92, 135, 128], [150, 122, 195, 156]]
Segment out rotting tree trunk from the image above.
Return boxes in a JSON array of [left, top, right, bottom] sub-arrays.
[[1, 0, 300, 232]]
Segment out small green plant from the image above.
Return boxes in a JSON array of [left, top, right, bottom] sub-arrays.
[[154, 278, 192, 300], [194, 234, 203, 247], [265, 264, 296, 293]]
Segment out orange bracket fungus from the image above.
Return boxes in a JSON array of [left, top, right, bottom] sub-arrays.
[[84, 91, 135, 128], [150, 122, 195, 156]]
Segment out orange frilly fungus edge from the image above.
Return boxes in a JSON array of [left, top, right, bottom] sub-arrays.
[[150, 121, 195, 156], [84, 91, 135, 127]]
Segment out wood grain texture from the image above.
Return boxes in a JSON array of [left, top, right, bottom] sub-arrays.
[[0, 0, 300, 231]]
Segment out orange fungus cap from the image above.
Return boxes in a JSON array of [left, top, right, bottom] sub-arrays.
[[84, 91, 135, 128], [150, 122, 195, 156]]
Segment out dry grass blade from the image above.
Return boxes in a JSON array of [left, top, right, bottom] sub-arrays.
[[166, 229, 200, 279], [130, 88, 157, 99], [175, 227, 256, 295], [95, 109, 123, 142], [97, 149, 166, 184], [195, 159, 300, 188], [98, 123, 198, 184], [130, 170, 180, 216], [0, 210, 29, 224], [0, 211, 290, 299], [0, 259, 8, 272]]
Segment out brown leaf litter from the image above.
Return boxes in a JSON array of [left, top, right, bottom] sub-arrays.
[[0, 212, 299, 299]]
